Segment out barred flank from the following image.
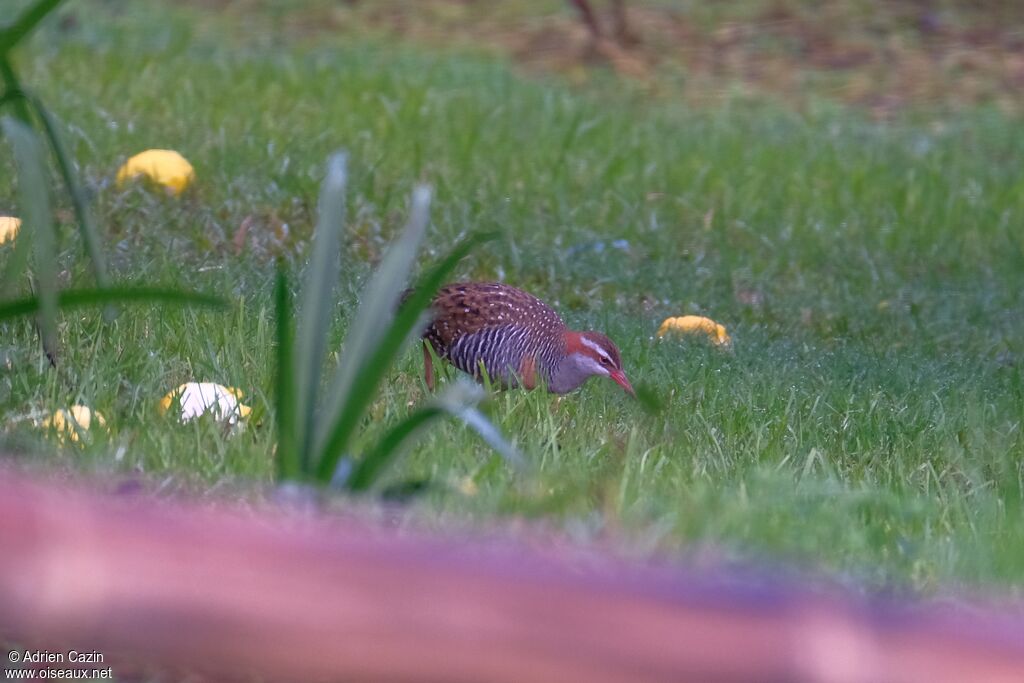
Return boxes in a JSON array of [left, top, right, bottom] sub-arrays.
[[448, 325, 561, 386]]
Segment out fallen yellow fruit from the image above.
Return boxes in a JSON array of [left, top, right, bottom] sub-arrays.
[[457, 476, 479, 497], [42, 405, 107, 444], [0, 216, 20, 245], [116, 149, 195, 195], [657, 315, 732, 346], [159, 382, 252, 425]]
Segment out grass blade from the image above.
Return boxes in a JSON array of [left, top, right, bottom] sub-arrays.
[[312, 185, 433, 479], [0, 0, 65, 55], [0, 286, 225, 320], [3, 115, 57, 355], [312, 231, 492, 481], [293, 153, 347, 467], [27, 94, 108, 287], [274, 267, 299, 481]]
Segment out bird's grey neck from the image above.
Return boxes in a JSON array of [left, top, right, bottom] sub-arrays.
[[547, 353, 595, 394]]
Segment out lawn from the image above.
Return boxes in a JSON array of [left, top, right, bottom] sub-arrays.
[[2, 0, 1023, 591]]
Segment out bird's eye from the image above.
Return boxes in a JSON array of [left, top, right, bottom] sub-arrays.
[[599, 356, 611, 365]]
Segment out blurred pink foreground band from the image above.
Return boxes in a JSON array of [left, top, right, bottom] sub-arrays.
[[2, 466, 1023, 683]]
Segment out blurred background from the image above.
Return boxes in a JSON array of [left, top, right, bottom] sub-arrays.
[[115, 0, 1024, 115]]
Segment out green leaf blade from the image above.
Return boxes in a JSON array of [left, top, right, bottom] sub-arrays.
[[0, 287, 225, 321], [293, 152, 347, 468], [0, 0, 66, 55], [274, 267, 299, 481], [27, 94, 109, 288], [346, 406, 444, 492], [349, 379, 522, 492], [2, 115, 58, 355], [312, 185, 433, 479]]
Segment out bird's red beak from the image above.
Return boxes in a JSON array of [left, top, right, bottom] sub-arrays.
[[610, 370, 635, 397]]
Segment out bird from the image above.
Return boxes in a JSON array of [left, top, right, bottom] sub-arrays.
[[413, 282, 634, 396]]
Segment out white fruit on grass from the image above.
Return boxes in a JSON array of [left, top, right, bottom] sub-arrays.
[[159, 382, 252, 424]]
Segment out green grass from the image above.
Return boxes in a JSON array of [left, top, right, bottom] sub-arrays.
[[2, 0, 1023, 590]]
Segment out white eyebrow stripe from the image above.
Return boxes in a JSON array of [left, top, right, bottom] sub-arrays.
[[579, 336, 610, 362]]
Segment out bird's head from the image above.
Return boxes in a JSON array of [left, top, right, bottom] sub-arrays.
[[556, 331, 635, 396]]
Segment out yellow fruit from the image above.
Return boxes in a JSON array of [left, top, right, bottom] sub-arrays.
[[159, 382, 251, 424], [42, 405, 107, 443], [116, 149, 195, 195], [457, 476, 478, 496], [0, 216, 20, 245], [657, 315, 732, 346]]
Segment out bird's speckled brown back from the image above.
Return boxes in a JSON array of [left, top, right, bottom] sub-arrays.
[[424, 283, 565, 348], [420, 282, 567, 385]]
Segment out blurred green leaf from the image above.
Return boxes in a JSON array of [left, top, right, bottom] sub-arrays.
[[313, 184, 433, 480], [348, 379, 522, 492], [346, 405, 443, 492], [633, 382, 664, 414], [274, 267, 299, 481], [27, 94, 109, 288], [0, 287, 225, 321], [0, 0, 65, 55], [0, 58, 32, 130], [433, 379, 523, 468], [3, 115, 57, 354], [294, 153, 347, 469]]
